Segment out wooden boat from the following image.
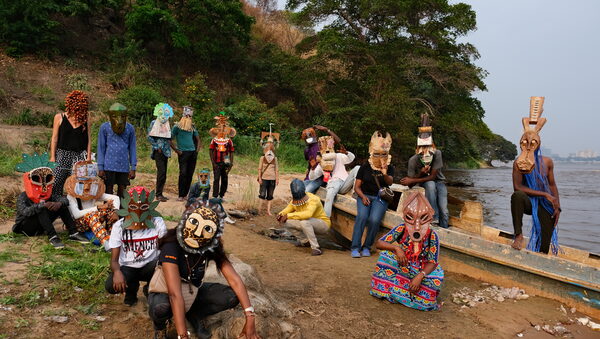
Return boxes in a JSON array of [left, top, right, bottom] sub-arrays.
[[315, 187, 600, 319]]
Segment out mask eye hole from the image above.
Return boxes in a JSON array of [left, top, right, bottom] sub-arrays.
[[405, 214, 414, 221], [31, 175, 41, 183], [189, 218, 199, 226], [420, 214, 429, 222], [46, 174, 54, 183], [129, 204, 139, 210], [204, 225, 214, 233], [140, 204, 149, 210]]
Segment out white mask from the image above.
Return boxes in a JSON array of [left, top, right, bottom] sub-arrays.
[[306, 137, 315, 144], [265, 150, 275, 163]]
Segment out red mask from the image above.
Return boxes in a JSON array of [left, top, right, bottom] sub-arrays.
[[23, 168, 54, 203]]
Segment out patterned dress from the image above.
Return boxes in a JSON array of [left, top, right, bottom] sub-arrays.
[[370, 224, 444, 311]]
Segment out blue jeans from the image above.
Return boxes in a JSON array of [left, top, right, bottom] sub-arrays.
[[304, 176, 324, 194], [351, 194, 388, 250], [420, 181, 449, 228]]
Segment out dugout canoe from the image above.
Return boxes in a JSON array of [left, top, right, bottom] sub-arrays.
[[315, 187, 600, 319]]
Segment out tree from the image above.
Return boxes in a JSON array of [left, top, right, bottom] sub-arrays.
[[479, 134, 517, 166]]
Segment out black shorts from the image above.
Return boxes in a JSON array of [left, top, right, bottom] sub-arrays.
[[104, 171, 130, 187], [258, 180, 276, 201]]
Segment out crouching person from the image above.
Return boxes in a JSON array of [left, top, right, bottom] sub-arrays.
[[148, 200, 260, 339], [277, 179, 331, 256], [105, 186, 166, 306]]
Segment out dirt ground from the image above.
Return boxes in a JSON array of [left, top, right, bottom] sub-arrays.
[[0, 172, 599, 338]]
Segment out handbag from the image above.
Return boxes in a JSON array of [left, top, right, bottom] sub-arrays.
[[374, 173, 394, 204], [148, 264, 200, 313]]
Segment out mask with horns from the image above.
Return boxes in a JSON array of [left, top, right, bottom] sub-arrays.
[[368, 131, 392, 172], [515, 97, 547, 174]]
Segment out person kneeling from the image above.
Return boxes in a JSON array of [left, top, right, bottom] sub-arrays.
[[105, 186, 166, 306], [148, 200, 260, 339], [370, 192, 444, 311]]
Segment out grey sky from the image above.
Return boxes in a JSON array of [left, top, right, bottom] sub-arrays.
[[275, 0, 600, 156]]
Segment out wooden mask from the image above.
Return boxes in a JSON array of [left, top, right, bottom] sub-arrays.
[[516, 97, 547, 174]]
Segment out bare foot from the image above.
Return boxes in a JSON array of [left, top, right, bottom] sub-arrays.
[[267, 211, 273, 216], [511, 234, 524, 250]]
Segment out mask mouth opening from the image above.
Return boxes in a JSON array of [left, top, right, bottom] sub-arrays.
[[413, 232, 421, 239]]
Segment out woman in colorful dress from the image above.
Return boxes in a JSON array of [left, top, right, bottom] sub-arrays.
[[370, 191, 444, 311]]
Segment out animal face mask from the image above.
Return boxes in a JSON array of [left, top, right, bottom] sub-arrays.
[[516, 97, 547, 174], [301, 127, 317, 145], [64, 161, 105, 201], [317, 136, 336, 172], [368, 131, 392, 171], [402, 192, 434, 243], [108, 103, 128, 135], [117, 186, 161, 230], [16, 153, 57, 203], [177, 200, 225, 255], [209, 113, 236, 148]]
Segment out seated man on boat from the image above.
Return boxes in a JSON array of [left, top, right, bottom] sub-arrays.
[[301, 125, 341, 194], [277, 179, 331, 256], [400, 114, 449, 228], [511, 97, 560, 254], [370, 191, 444, 311]]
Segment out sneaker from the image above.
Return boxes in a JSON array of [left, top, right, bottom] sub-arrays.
[[124, 293, 138, 306], [49, 236, 64, 249], [224, 216, 236, 224], [360, 248, 371, 257], [351, 249, 361, 258], [156, 195, 168, 202], [177, 197, 185, 202], [153, 329, 167, 339], [311, 248, 323, 256], [69, 232, 89, 244]]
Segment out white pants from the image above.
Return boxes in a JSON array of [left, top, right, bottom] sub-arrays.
[[324, 166, 360, 217], [284, 218, 329, 250]]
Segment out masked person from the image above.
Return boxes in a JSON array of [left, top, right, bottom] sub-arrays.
[[208, 112, 236, 199], [186, 168, 211, 208], [400, 114, 449, 228], [65, 161, 120, 248], [172, 106, 201, 201], [257, 132, 280, 216], [13, 153, 88, 248], [50, 90, 92, 200], [148, 103, 177, 202], [277, 179, 331, 256], [301, 125, 341, 193], [351, 131, 394, 258], [511, 97, 560, 254], [371, 192, 444, 311], [147, 200, 260, 339], [98, 103, 137, 199], [105, 186, 167, 306]]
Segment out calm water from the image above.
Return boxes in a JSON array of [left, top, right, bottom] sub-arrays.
[[445, 162, 600, 253]]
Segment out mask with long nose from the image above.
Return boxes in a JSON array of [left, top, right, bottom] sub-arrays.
[[515, 97, 547, 174], [402, 192, 434, 243]]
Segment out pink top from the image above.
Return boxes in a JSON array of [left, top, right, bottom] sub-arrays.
[[330, 152, 355, 181]]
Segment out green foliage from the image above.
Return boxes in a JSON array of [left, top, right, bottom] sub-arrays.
[[3, 108, 54, 127], [0, 250, 19, 267], [0, 144, 23, 177], [225, 95, 293, 137], [65, 73, 91, 91], [116, 85, 165, 125], [30, 86, 55, 105], [478, 133, 518, 165], [184, 73, 215, 111]]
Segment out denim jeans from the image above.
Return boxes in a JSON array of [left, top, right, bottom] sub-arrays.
[[324, 166, 359, 217], [304, 176, 324, 194], [351, 195, 388, 250], [420, 181, 449, 228]]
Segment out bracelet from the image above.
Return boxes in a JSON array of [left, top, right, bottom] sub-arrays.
[[419, 271, 426, 277], [177, 331, 190, 339]]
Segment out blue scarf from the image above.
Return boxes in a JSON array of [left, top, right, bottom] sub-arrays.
[[523, 149, 560, 254]]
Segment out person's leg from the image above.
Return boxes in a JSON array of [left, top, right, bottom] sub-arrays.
[[324, 179, 343, 217], [147, 292, 172, 330], [212, 164, 221, 198], [183, 151, 197, 198], [177, 152, 187, 198], [56, 203, 78, 235], [363, 196, 388, 250], [435, 181, 449, 228], [155, 152, 168, 197], [108, 265, 142, 305], [538, 206, 556, 254], [297, 219, 322, 250], [14, 213, 52, 237], [186, 283, 239, 337], [304, 176, 324, 194], [51, 150, 70, 200], [421, 181, 438, 221], [339, 166, 360, 194], [351, 197, 371, 251], [103, 171, 115, 195], [510, 191, 532, 249], [219, 165, 228, 198], [283, 219, 310, 245]]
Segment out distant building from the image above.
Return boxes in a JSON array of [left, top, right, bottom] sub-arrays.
[[576, 150, 599, 158]]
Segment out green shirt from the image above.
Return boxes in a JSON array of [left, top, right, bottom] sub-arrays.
[[171, 125, 199, 152]]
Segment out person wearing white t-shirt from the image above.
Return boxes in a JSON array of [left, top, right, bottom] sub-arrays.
[[104, 186, 167, 306]]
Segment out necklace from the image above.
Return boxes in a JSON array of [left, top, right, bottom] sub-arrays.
[[184, 254, 204, 294]]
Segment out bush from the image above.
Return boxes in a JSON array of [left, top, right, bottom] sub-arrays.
[[116, 85, 165, 126], [183, 73, 215, 111], [225, 95, 292, 137], [3, 108, 54, 127], [65, 73, 91, 91]]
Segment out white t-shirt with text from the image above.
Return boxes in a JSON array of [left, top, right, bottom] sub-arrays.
[[108, 217, 167, 268]]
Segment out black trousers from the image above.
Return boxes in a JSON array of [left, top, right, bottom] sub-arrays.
[[148, 282, 239, 330], [154, 151, 169, 196], [105, 259, 157, 297], [212, 162, 229, 198], [511, 191, 556, 254], [178, 151, 197, 197], [13, 205, 76, 238]]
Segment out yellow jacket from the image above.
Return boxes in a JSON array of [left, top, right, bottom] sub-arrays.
[[279, 192, 331, 227]]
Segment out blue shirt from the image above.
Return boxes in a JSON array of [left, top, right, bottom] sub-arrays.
[[97, 122, 137, 172], [148, 120, 172, 157]]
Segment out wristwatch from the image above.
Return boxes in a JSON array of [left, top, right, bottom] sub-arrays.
[[244, 306, 255, 316]]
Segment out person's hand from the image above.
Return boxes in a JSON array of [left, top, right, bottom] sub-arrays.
[[276, 179, 279, 186], [112, 270, 127, 293], [45, 202, 62, 211], [257, 178, 263, 184], [380, 166, 387, 175], [309, 158, 317, 169], [157, 148, 162, 154], [49, 156, 55, 162], [129, 170, 136, 180], [420, 165, 431, 175], [97, 201, 110, 210], [98, 170, 105, 179], [399, 177, 413, 186], [409, 273, 424, 294], [109, 211, 119, 223], [361, 196, 370, 207], [175, 149, 183, 156], [546, 193, 561, 226], [238, 317, 261, 339], [393, 246, 408, 266], [277, 214, 288, 224]]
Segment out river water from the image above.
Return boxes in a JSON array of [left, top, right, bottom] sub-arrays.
[[445, 162, 600, 253]]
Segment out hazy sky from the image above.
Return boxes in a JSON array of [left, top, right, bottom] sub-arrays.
[[275, 0, 600, 156]]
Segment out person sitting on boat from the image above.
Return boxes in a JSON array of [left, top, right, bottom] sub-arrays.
[[370, 191, 444, 311], [511, 97, 560, 254], [351, 131, 395, 258], [302, 125, 341, 193], [400, 114, 449, 228], [277, 179, 331, 256]]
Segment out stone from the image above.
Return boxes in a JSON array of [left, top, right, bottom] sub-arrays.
[[45, 316, 69, 323]]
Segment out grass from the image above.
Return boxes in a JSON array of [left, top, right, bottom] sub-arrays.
[[14, 318, 29, 329], [3, 108, 54, 127], [30, 86, 55, 105], [0, 250, 19, 267], [0, 233, 25, 244], [79, 319, 100, 330]]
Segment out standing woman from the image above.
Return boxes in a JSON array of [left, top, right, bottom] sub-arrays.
[[351, 131, 394, 258], [50, 90, 91, 200], [148, 200, 260, 339]]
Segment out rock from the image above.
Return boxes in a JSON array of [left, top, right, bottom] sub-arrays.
[[516, 294, 529, 300], [553, 325, 569, 335], [74, 287, 83, 292], [542, 324, 554, 335], [94, 316, 106, 322], [228, 210, 249, 218], [534, 325, 541, 331], [45, 316, 69, 323], [560, 304, 567, 315], [0, 306, 13, 312], [495, 296, 505, 302], [570, 307, 576, 314], [577, 317, 589, 326]]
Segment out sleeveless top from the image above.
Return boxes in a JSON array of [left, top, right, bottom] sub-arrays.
[[57, 113, 88, 152]]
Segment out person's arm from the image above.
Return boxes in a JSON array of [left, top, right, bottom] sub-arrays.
[[339, 151, 355, 164], [170, 139, 181, 155], [275, 158, 279, 185], [375, 226, 408, 265], [354, 179, 370, 207], [67, 195, 97, 219], [186, 184, 198, 207], [400, 168, 437, 186], [163, 262, 188, 338], [110, 247, 127, 293], [512, 162, 546, 197], [313, 125, 341, 144], [97, 124, 107, 175], [102, 193, 121, 211], [194, 131, 201, 152], [308, 164, 323, 180], [278, 203, 294, 216], [209, 145, 216, 165], [129, 126, 137, 179], [257, 157, 264, 183], [86, 118, 92, 160], [220, 259, 261, 339], [381, 166, 394, 185], [49, 113, 62, 162], [287, 199, 318, 220], [16, 193, 44, 217]]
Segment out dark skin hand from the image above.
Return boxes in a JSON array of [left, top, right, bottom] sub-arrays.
[[276, 213, 288, 224], [313, 125, 341, 144], [44, 201, 62, 212], [109, 247, 127, 293], [400, 167, 438, 187], [512, 156, 560, 226], [128, 170, 136, 180], [99, 170, 106, 180]]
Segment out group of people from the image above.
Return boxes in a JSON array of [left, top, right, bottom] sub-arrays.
[[11, 91, 561, 327]]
